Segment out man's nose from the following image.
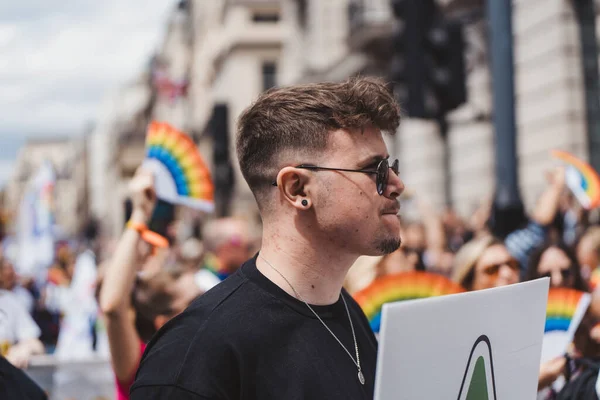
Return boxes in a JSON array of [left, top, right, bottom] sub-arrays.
[[384, 168, 404, 199]]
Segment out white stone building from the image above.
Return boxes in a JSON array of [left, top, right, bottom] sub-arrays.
[[91, 0, 600, 233], [277, 0, 594, 219]]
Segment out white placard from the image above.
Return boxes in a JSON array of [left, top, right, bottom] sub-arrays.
[[375, 278, 549, 400]]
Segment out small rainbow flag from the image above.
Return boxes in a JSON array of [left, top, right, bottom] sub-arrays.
[[541, 287, 591, 363], [353, 271, 465, 333], [552, 150, 600, 210], [545, 288, 589, 333], [143, 122, 214, 212]]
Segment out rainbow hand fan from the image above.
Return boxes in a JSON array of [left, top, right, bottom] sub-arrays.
[[541, 287, 591, 363], [551, 149, 600, 210], [143, 121, 214, 212], [353, 271, 465, 333]]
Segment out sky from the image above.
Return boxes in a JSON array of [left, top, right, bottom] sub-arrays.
[[0, 1, 175, 186]]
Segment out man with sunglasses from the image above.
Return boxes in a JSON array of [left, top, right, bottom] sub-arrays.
[[132, 77, 404, 400]]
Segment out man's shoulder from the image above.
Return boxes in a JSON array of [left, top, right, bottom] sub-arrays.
[[133, 270, 267, 387], [149, 270, 252, 345], [132, 266, 284, 398]]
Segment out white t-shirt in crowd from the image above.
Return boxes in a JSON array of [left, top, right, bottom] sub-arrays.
[[11, 285, 34, 314], [0, 289, 41, 346]]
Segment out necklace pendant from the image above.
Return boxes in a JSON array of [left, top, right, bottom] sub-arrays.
[[358, 370, 365, 385]]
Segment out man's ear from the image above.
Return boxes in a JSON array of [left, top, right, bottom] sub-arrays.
[[276, 167, 313, 210]]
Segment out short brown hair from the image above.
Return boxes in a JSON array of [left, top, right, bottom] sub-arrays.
[[236, 76, 401, 206]]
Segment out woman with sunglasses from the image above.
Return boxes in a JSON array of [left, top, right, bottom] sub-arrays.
[[526, 242, 588, 397], [526, 241, 588, 291], [452, 235, 520, 291]]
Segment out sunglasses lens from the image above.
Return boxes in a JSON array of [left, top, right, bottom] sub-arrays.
[[377, 159, 388, 195], [485, 265, 500, 276]]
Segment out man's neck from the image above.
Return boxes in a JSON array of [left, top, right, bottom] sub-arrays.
[[256, 226, 358, 305]]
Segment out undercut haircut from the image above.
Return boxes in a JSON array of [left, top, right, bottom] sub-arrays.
[[236, 76, 401, 208]]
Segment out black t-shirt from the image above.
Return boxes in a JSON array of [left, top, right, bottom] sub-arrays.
[[0, 356, 47, 400], [131, 256, 378, 400]]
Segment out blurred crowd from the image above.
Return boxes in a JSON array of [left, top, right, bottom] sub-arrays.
[[1, 161, 600, 399], [345, 166, 600, 399]]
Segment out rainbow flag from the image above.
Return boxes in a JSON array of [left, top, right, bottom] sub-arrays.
[[541, 287, 591, 363], [143, 121, 214, 212], [353, 271, 465, 333], [552, 150, 600, 210]]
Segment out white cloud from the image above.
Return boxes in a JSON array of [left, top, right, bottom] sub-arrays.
[[0, 0, 175, 138]]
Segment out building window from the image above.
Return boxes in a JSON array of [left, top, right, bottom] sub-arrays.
[[252, 12, 280, 23], [262, 62, 277, 92]]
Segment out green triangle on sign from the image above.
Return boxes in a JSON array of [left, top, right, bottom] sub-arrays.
[[457, 335, 496, 400], [466, 356, 488, 400]]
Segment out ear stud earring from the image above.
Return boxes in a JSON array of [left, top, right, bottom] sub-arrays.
[[301, 199, 308, 207]]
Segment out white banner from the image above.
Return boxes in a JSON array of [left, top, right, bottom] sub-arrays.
[[16, 160, 56, 281], [375, 278, 549, 400]]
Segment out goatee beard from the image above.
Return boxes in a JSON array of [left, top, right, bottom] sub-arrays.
[[376, 238, 401, 255]]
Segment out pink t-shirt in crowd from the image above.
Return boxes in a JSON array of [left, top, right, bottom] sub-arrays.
[[116, 340, 147, 400]]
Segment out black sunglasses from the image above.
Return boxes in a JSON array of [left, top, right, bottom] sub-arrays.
[[480, 259, 520, 276], [272, 159, 399, 196], [540, 268, 573, 281]]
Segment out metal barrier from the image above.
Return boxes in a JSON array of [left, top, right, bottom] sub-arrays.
[[24, 355, 115, 400]]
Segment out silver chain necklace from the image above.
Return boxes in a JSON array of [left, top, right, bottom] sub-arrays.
[[259, 255, 365, 385]]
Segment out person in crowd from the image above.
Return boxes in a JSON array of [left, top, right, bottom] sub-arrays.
[[99, 168, 202, 400], [397, 191, 454, 275], [49, 244, 77, 286], [452, 235, 567, 395], [526, 241, 588, 291], [344, 236, 446, 295], [199, 217, 254, 281], [178, 237, 204, 272], [0, 288, 44, 368], [400, 221, 427, 271], [527, 241, 590, 396], [576, 226, 600, 283], [53, 243, 101, 359], [468, 195, 494, 238], [40, 243, 81, 352], [345, 244, 415, 295], [491, 168, 567, 281], [533, 238, 597, 397], [442, 207, 473, 252], [452, 235, 520, 291], [539, 289, 600, 398], [375, 246, 415, 278], [0, 257, 34, 313], [344, 255, 381, 295], [132, 76, 404, 399], [192, 217, 253, 292]]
